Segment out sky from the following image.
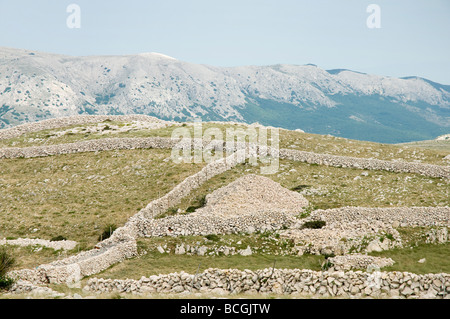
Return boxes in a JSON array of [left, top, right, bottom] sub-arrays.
[[1, 0, 449, 84]]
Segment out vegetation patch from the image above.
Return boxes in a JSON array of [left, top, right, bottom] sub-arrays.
[[301, 220, 326, 229], [95, 250, 324, 280], [50, 235, 67, 242], [98, 224, 117, 242], [369, 242, 450, 274], [0, 248, 15, 291]]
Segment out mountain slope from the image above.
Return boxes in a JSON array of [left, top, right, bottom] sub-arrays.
[[0, 47, 449, 143]]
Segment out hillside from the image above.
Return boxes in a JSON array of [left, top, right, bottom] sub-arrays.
[[0, 115, 449, 299], [0, 47, 449, 143], [397, 135, 450, 152]]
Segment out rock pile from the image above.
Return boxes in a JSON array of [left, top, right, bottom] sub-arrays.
[[426, 227, 449, 244], [195, 174, 308, 217], [133, 175, 307, 237]]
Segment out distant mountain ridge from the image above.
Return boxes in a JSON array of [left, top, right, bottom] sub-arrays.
[[0, 47, 448, 143]]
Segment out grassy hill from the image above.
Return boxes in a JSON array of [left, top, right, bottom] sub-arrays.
[[0, 118, 449, 297]]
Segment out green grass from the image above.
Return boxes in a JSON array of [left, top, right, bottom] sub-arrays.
[[6, 245, 65, 272], [139, 232, 296, 256], [94, 234, 322, 280], [95, 251, 325, 280], [369, 242, 450, 274]]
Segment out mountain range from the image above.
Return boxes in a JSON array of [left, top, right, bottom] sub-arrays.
[[1, 46, 449, 143]]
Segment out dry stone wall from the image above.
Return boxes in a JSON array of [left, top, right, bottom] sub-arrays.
[[84, 268, 450, 299], [10, 239, 137, 285], [1, 137, 448, 179], [278, 148, 450, 179], [0, 238, 77, 251], [136, 211, 296, 238]]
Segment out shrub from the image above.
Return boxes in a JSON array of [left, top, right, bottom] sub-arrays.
[[0, 248, 15, 291], [321, 259, 334, 271], [205, 234, 220, 242], [186, 195, 207, 213], [301, 220, 326, 229], [98, 224, 117, 241], [50, 235, 67, 242], [291, 184, 311, 192], [0, 277, 15, 290]]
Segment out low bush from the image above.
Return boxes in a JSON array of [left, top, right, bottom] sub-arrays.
[[50, 235, 67, 242], [205, 234, 220, 242], [0, 277, 15, 290], [0, 248, 15, 291], [186, 195, 207, 213], [98, 224, 117, 241], [291, 184, 311, 192], [301, 220, 326, 229]]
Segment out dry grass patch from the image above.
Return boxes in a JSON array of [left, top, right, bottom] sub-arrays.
[[0, 148, 205, 247]]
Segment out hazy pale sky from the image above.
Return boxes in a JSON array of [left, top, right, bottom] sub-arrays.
[[1, 0, 449, 84]]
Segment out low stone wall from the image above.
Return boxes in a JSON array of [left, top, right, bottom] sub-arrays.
[[278, 148, 450, 179], [0, 137, 180, 159], [0, 238, 77, 251], [136, 211, 296, 238], [10, 239, 138, 285], [0, 114, 172, 140], [84, 268, 450, 299], [1, 137, 448, 179]]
